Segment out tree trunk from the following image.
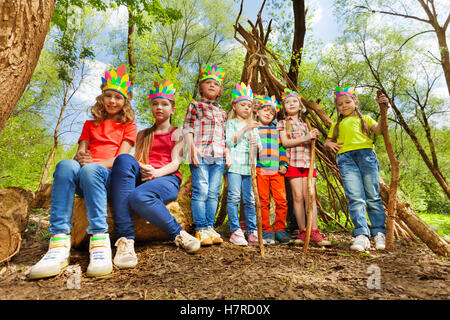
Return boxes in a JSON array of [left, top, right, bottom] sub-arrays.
[[0, 188, 33, 263], [287, 0, 306, 87], [379, 181, 450, 257], [0, 0, 56, 132], [435, 27, 450, 96], [127, 7, 136, 86]]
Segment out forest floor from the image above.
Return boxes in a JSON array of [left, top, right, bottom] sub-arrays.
[[0, 213, 449, 301]]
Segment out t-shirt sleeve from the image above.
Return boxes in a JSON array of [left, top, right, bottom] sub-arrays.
[[327, 122, 336, 139], [122, 122, 137, 146], [78, 121, 91, 143], [364, 115, 377, 129]]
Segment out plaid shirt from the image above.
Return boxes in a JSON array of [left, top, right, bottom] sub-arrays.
[[277, 117, 315, 169], [226, 118, 262, 175], [182, 99, 227, 158]]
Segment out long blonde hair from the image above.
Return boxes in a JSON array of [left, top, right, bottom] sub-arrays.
[[91, 90, 135, 126], [331, 96, 370, 141], [133, 100, 175, 164]]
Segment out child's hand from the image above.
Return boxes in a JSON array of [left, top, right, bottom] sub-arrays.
[[189, 145, 200, 167], [326, 141, 343, 154], [376, 92, 390, 110], [139, 163, 156, 181], [249, 136, 258, 147], [306, 129, 319, 141], [75, 151, 93, 166], [225, 153, 231, 169], [246, 120, 259, 131], [279, 166, 287, 175]]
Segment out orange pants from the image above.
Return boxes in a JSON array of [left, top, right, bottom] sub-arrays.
[[256, 168, 288, 232]]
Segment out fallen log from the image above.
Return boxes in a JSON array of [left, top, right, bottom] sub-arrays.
[[0, 188, 33, 263], [379, 180, 450, 257], [30, 178, 194, 248], [70, 177, 194, 248]]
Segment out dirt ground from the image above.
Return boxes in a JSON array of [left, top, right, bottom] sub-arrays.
[[0, 214, 449, 301]]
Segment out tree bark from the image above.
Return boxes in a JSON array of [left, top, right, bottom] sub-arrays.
[[377, 91, 399, 250], [0, 188, 33, 263], [287, 0, 306, 87], [0, 0, 56, 132], [127, 7, 136, 86]]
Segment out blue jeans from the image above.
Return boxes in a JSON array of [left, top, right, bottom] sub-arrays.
[[336, 148, 386, 237], [226, 172, 257, 233], [110, 154, 182, 240], [49, 159, 111, 235], [190, 157, 225, 230]]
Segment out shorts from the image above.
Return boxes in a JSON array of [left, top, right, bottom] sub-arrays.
[[285, 166, 317, 178]]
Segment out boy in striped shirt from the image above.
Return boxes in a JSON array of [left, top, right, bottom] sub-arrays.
[[256, 96, 291, 244]]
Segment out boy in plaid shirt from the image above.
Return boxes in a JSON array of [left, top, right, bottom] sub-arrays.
[[183, 64, 228, 246]]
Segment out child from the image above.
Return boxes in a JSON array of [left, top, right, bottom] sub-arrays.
[[324, 86, 388, 251], [278, 88, 330, 246], [110, 81, 200, 268], [29, 64, 137, 279], [256, 96, 290, 244], [183, 64, 228, 246], [226, 83, 263, 246]]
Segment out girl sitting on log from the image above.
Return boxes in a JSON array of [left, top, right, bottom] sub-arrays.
[[225, 83, 263, 246], [29, 65, 137, 279], [110, 80, 200, 269], [278, 88, 330, 246], [324, 86, 389, 252]]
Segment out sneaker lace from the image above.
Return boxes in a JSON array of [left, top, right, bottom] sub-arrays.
[[115, 238, 133, 257], [90, 236, 108, 261], [43, 236, 69, 261]]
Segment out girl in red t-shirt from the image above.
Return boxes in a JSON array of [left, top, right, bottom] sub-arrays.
[[111, 80, 200, 269], [29, 65, 137, 280]]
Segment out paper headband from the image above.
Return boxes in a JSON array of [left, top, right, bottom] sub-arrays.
[[200, 64, 225, 85], [101, 64, 132, 99], [261, 95, 280, 113], [232, 82, 253, 103], [147, 80, 176, 101], [334, 86, 356, 101], [281, 88, 302, 102]]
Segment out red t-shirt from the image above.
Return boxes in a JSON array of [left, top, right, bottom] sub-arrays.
[[78, 120, 137, 162], [148, 126, 182, 182]]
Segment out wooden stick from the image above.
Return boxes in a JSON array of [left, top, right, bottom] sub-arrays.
[[249, 130, 264, 256], [302, 115, 316, 253], [376, 90, 400, 251]]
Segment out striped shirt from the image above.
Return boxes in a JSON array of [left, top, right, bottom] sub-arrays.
[[277, 116, 314, 168], [225, 118, 262, 175], [182, 99, 227, 158], [257, 126, 288, 174]]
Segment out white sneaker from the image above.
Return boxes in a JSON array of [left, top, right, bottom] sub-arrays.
[[206, 227, 224, 245], [174, 230, 201, 253], [230, 229, 248, 246], [86, 233, 113, 277], [28, 234, 71, 279], [374, 232, 386, 250], [113, 237, 138, 269], [350, 235, 371, 252]]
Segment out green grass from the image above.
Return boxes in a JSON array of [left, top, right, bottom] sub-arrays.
[[417, 212, 450, 240]]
